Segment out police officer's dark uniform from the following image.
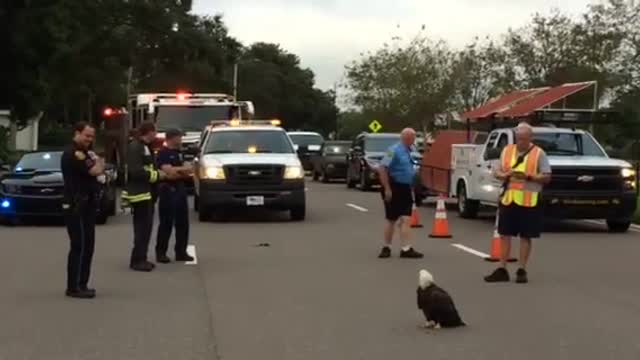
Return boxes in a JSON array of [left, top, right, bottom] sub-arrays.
[[123, 125, 161, 272], [61, 141, 99, 298], [155, 129, 194, 263]]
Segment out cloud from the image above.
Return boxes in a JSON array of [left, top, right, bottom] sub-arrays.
[[192, 0, 598, 91]]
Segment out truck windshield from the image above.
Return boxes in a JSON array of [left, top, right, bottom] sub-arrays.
[[205, 130, 295, 154], [155, 105, 233, 132], [288, 134, 324, 146], [532, 132, 606, 157], [15, 152, 63, 171], [365, 137, 399, 152]]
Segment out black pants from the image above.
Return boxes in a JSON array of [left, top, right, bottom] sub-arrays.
[[156, 185, 189, 256], [65, 202, 96, 291], [130, 200, 154, 265]]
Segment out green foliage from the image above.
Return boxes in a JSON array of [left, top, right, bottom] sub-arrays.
[[343, 0, 640, 144], [0, 126, 9, 162], [2, 1, 336, 133]]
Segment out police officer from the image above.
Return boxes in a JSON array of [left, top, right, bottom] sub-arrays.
[[155, 129, 194, 263], [61, 122, 105, 298], [124, 121, 172, 272], [376, 128, 424, 259]]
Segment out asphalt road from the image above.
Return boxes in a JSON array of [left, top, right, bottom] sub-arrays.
[[1, 180, 640, 360]]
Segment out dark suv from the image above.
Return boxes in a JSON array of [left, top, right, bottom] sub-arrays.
[[346, 133, 425, 203]]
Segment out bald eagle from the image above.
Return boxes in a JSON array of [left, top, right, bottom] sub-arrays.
[[416, 269, 466, 329]]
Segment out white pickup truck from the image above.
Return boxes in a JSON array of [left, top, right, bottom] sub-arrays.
[[450, 126, 638, 232]]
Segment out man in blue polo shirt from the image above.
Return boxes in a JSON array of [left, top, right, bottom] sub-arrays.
[[376, 128, 424, 259]]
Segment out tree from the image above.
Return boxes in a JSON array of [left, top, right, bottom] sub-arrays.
[[344, 32, 457, 132]]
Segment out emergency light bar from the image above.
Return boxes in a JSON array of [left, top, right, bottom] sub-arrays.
[[209, 119, 282, 127]]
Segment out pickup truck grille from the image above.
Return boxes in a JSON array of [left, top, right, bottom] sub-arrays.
[[224, 165, 284, 185], [547, 167, 622, 192]]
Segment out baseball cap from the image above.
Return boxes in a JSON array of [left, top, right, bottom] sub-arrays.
[[165, 128, 184, 139]]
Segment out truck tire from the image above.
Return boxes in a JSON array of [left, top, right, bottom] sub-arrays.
[[198, 203, 209, 222], [290, 205, 306, 221], [312, 171, 319, 181], [606, 219, 631, 233], [457, 183, 479, 219], [321, 170, 330, 183]]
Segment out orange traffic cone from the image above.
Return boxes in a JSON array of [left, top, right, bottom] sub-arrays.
[[429, 196, 452, 238], [484, 211, 517, 262], [410, 204, 423, 228]]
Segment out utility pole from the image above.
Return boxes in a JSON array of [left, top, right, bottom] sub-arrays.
[[233, 63, 238, 99]]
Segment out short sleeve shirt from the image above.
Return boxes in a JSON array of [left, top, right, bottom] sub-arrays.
[[380, 142, 416, 185], [61, 144, 98, 205], [156, 147, 184, 185]]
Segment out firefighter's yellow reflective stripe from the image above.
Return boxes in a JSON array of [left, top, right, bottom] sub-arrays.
[[143, 165, 159, 184], [121, 191, 152, 203]]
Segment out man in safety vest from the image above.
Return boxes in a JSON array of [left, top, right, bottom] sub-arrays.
[[123, 121, 176, 272], [484, 122, 551, 284]]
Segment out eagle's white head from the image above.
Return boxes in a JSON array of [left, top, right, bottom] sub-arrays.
[[418, 269, 434, 289]]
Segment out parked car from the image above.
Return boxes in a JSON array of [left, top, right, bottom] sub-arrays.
[[0, 151, 117, 225], [311, 140, 350, 182], [287, 131, 325, 171], [346, 133, 424, 203]]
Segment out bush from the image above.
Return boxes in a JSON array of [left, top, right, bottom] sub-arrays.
[[0, 126, 9, 162], [38, 126, 71, 149]]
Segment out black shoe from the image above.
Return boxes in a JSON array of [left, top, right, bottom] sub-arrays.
[[378, 246, 391, 258], [65, 289, 95, 299], [515, 268, 528, 284], [130, 261, 155, 272], [399, 248, 424, 258], [156, 254, 171, 264], [80, 287, 96, 296], [175, 253, 194, 262], [484, 267, 510, 282]]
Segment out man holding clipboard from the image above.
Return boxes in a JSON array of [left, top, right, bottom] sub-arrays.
[[484, 122, 551, 284]]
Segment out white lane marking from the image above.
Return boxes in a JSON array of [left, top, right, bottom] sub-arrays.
[[582, 220, 640, 233], [346, 203, 369, 212], [186, 245, 198, 265], [451, 243, 490, 258]]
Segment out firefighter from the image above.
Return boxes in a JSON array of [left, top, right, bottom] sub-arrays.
[[61, 122, 105, 298], [155, 128, 194, 263], [124, 121, 172, 272]]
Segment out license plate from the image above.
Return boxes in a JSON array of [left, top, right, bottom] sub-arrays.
[[246, 196, 264, 206]]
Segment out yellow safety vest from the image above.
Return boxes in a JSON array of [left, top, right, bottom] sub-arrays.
[[500, 144, 542, 207]]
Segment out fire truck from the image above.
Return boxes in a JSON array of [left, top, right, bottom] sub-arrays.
[[101, 92, 254, 187]]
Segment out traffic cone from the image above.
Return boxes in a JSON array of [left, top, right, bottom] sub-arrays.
[[429, 196, 452, 238], [484, 211, 517, 262], [410, 204, 423, 228]]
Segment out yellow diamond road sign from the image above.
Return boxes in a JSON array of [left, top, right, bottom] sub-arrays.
[[369, 120, 382, 133]]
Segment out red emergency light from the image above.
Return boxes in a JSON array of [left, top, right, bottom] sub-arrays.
[[176, 91, 191, 100]]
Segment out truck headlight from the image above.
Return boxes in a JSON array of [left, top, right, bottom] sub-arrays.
[[284, 165, 304, 179], [201, 166, 225, 180], [621, 168, 636, 179]]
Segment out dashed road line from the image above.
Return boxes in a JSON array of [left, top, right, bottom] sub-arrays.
[[451, 243, 490, 258], [186, 245, 198, 265], [346, 203, 369, 212]]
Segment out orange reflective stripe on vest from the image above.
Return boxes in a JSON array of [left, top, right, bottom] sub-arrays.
[[500, 144, 541, 207]]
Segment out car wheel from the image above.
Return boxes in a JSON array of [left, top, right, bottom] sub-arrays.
[[290, 205, 306, 221], [193, 194, 199, 212], [198, 202, 209, 222], [457, 183, 479, 219], [606, 219, 631, 233], [312, 170, 319, 181], [321, 170, 330, 183]]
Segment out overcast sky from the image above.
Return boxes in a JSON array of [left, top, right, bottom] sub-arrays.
[[192, 0, 600, 92]]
